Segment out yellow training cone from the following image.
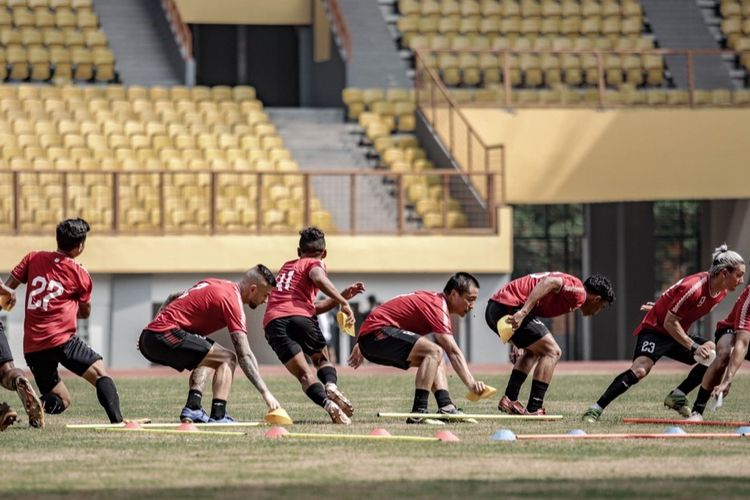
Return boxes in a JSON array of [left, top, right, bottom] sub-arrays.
[[466, 385, 498, 402], [337, 311, 356, 337], [265, 408, 293, 426], [497, 315, 514, 343]]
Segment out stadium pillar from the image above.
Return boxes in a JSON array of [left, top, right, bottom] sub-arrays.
[[585, 202, 654, 360]]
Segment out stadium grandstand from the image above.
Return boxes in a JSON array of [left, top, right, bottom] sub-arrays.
[[0, 0, 748, 371]]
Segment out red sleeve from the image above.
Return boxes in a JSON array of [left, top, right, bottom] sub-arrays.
[[10, 252, 33, 283], [559, 276, 586, 309], [735, 291, 750, 332], [668, 277, 702, 317], [428, 294, 452, 335], [78, 267, 93, 303], [222, 289, 247, 333], [305, 259, 326, 278]]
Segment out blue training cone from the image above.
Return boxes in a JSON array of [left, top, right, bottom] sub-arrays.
[[568, 429, 587, 436], [735, 426, 750, 436], [664, 426, 687, 435], [491, 428, 517, 441]]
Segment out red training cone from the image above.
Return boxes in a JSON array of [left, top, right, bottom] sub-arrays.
[[369, 428, 392, 437], [435, 430, 460, 442], [265, 426, 290, 439], [177, 421, 199, 432], [123, 421, 142, 430]]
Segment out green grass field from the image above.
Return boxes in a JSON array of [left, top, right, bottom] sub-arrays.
[[3, 370, 750, 499]]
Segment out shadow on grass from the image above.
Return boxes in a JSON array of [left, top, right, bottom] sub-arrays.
[[6, 478, 750, 499]]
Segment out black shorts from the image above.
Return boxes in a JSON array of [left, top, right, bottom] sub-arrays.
[[715, 328, 750, 362], [358, 327, 421, 370], [632, 329, 708, 364], [485, 300, 551, 349], [0, 323, 13, 365], [24, 336, 103, 395], [138, 329, 214, 372], [264, 316, 327, 364]]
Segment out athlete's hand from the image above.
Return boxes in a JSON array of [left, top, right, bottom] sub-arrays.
[[640, 301, 655, 312], [262, 391, 281, 410], [470, 380, 487, 395], [713, 381, 732, 398], [348, 344, 364, 369], [342, 282, 365, 300], [340, 303, 355, 326], [0, 286, 15, 311], [695, 342, 715, 360], [508, 310, 527, 330], [509, 346, 523, 364]]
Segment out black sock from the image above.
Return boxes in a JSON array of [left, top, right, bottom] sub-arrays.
[[412, 388, 430, 413], [185, 390, 202, 411], [676, 364, 708, 395], [95, 377, 123, 423], [317, 366, 338, 385], [596, 369, 639, 409], [526, 380, 549, 413], [504, 369, 528, 401], [692, 387, 712, 415], [305, 383, 328, 407], [434, 389, 452, 409], [210, 399, 227, 420]]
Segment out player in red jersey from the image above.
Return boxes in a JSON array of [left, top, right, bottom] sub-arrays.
[[684, 283, 750, 420], [485, 272, 614, 415], [348, 273, 487, 424], [582, 245, 745, 422], [0, 282, 44, 430], [139, 265, 280, 423], [263, 227, 364, 425], [4, 218, 123, 424]]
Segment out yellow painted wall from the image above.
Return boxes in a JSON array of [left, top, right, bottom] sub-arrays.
[[175, 0, 311, 25], [453, 108, 750, 204], [0, 209, 513, 274]]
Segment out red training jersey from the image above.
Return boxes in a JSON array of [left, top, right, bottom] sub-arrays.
[[358, 291, 452, 338], [716, 285, 750, 332], [11, 251, 92, 354], [146, 278, 246, 336], [634, 272, 727, 336], [490, 272, 587, 318], [263, 258, 326, 327]]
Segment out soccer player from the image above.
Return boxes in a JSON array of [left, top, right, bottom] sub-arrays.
[[263, 227, 364, 425], [486, 272, 615, 415], [4, 218, 123, 424], [139, 265, 280, 423], [582, 244, 745, 422], [0, 282, 44, 429], [348, 273, 487, 424], [684, 283, 750, 420]]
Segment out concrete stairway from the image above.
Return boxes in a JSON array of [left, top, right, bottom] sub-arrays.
[[93, 0, 183, 85], [337, 0, 411, 88], [641, 0, 733, 88], [267, 108, 405, 232]]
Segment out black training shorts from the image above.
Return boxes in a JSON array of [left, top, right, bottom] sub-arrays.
[[485, 300, 551, 349], [632, 329, 708, 364], [138, 329, 214, 372], [715, 327, 750, 362], [0, 323, 13, 365], [264, 316, 327, 364], [358, 327, 421, 370], [24, 335, 103, 394]]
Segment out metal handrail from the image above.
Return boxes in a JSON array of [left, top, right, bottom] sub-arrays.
[[323, 0, 352, 61], [414, 49, 507, 205], [1, 169, 499, 236], [161, 0, 193, 60]]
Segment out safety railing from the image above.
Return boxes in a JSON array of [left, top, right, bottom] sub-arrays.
[[0, 169, 499, 236], [414, 50, 506, 206], [161, 0, 193, 60], [323, 0, 352, 61], [416, 47, 748, 109]]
